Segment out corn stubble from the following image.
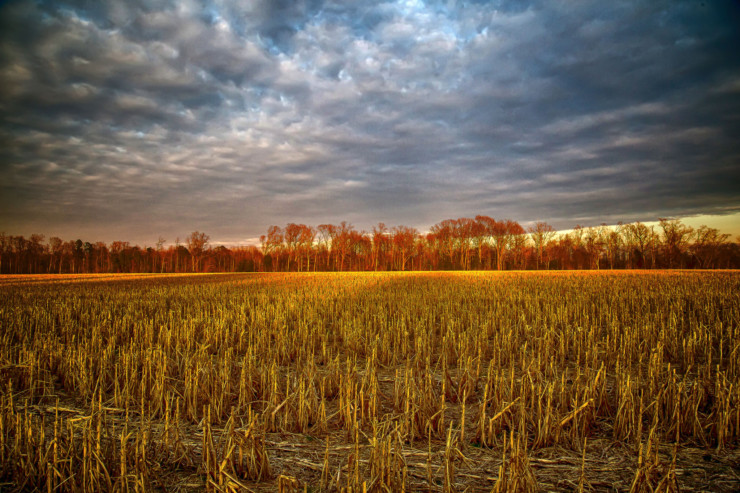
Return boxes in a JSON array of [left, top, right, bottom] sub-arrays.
[[1, 271, 739, 491]]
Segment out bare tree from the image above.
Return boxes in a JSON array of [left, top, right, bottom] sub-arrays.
[[471, 217, 489, 269], [429, 219, 458, 269], [49, 236, 63, 273], [528, 221, 556, 270], [391, 225, 417, 271], [317, 224, 336, 271], [604, 224, 622, 269], [691, 225, 730, 268], [569, 225, 586, 269], [298, 225, 316, 272], [659, 218, 693, 268], [283, 223, 302, 270], [454, 218, 475, 270], [260, 226, 283, 271], [94, 242, 108, 272], [489, 219, 525, 271], [582, 226, 604, 269], [623, 222, 651, 268], [187, 231, 210, 272], [334, 222, 354, 272], [156, 236, 166, 273], [371, 223, 388, 271]]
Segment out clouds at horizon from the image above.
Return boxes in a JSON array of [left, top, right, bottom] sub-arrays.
[[1, 0, 739, 244]]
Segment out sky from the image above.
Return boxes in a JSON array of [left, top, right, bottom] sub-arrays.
[[1, 0, 739, 246]]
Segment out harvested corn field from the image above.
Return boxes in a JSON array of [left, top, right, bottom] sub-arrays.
[[1, 271, 739, 492]]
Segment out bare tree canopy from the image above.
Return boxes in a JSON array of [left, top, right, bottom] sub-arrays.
[[1, 215, 738, 274]]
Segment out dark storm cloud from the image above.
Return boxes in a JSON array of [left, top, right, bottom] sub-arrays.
[[1, 0, 739, 244]]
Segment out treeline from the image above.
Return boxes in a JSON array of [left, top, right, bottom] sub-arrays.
[[1, 216, 738, 274]]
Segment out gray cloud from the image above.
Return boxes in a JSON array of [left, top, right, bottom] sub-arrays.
[[1, 0, 739, 244]]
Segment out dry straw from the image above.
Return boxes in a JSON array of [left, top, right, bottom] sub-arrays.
[[0, 271, 738, 491]]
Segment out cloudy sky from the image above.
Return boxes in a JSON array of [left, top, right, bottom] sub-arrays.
[[1, 0, 739, 245]]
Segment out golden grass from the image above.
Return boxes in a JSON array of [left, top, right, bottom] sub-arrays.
[[0, 271, 739, 491]]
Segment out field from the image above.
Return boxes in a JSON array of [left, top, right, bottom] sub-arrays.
[[1, 271, 739, 492]]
